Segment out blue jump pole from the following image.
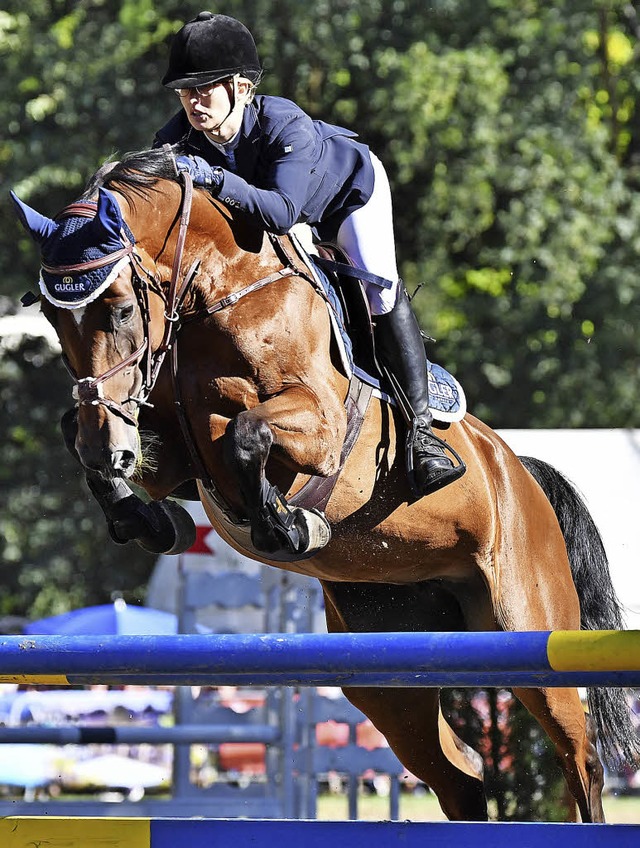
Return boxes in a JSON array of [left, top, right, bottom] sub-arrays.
[[2, 817, 640, 848], [1, 630, 639, 687]]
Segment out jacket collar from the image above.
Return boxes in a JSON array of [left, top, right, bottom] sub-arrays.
[[181, 100, 261, 157]]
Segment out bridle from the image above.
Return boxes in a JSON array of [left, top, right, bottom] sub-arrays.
[[50, 203, 164, 428], [49, 171, 302, 475]]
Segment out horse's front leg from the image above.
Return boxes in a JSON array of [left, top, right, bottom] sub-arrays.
[[60, 407, 196, 554], [223, 387, 343, 559]]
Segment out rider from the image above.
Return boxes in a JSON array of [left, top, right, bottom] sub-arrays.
[[153, 11, 463, 499]]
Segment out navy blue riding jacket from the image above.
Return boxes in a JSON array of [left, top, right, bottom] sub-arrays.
[[153, 95, 375, 241]]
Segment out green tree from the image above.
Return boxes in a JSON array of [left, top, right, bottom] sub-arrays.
[[352, 0, 640, 426]]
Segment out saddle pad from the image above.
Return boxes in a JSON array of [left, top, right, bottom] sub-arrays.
[[308, 255, 466, 424], [425, 361, 466, 422]]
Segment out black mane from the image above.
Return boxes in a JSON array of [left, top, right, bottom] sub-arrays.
[[82, 145, 182, 200]]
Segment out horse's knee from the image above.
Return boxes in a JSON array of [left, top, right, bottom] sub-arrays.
[[225, 413, 273, 470]]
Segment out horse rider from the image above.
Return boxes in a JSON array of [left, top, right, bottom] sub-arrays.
[[153, 11, 465, 499]]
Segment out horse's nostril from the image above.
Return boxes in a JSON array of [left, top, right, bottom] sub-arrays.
[[112, 450, 136, 474]]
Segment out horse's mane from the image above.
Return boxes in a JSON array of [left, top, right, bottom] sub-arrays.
[[81, 143, 256, 250], [82, 146, 182, 201]]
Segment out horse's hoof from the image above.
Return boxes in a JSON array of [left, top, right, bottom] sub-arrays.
[[109, 496, 196, 555], [297, 507, 332, 555], [151, 499, 197, 555], [251, 507, 331, 562], [198, 482, 330, 564]]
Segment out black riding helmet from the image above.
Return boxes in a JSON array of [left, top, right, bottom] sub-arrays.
[[162, 11, 262, 89]]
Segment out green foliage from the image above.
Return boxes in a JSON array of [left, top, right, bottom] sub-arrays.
[[351, 0, 640, 426]]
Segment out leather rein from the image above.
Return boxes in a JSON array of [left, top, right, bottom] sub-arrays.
[[55, 172, 300, 460]]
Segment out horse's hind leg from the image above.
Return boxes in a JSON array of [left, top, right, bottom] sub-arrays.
[[499, 570, 605, 819], [513, 686, 605, 822], [343, 686, 488, 821], [323, 581, 488, 821], [496, 471, 607, 822]]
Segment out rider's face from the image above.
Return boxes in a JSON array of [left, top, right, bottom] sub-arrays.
[[177, 78, 251, 141]]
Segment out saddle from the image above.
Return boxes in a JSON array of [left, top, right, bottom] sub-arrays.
[[313, 242, 380, 379], [275, 232, 465, 424]]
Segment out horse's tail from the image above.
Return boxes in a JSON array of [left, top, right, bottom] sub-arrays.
[[520, 455, 640, 767]]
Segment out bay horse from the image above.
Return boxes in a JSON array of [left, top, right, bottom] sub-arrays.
[[12, 147, 639, 821]]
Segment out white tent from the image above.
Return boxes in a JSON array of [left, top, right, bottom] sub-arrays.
[[0, 310, 59, 351]]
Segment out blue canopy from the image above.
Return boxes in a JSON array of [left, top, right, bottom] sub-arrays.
[[24, 601, 178, 636]]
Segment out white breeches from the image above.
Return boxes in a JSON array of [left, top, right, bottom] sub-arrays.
[[336, 152, 400, 316]]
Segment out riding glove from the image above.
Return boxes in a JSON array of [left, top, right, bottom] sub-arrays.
[[176, 155, 224, 195]]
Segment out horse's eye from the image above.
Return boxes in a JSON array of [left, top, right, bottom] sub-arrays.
[[112, 303, 135, 327]]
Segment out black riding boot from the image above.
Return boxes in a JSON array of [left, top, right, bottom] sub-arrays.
[[60, 408, 196, 554], [374, 287, 466, 497]]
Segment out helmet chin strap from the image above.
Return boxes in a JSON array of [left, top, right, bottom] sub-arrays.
[[205, 76, 238, 139]]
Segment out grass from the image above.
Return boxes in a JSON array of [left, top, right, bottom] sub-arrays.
[[316, 789, 640, 823]]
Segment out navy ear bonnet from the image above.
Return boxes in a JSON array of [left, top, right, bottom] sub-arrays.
[[11, 188, 136, 308]]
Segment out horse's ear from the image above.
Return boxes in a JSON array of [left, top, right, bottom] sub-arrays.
[[95, 188, 124, 241], [10, 190, 58, 245]]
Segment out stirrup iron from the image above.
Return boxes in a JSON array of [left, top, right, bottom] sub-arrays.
[[405, 421, 466, 499]]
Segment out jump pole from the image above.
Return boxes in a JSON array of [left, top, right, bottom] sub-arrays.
[[1, 817, 639, 847], [1, 629, 639, 687]]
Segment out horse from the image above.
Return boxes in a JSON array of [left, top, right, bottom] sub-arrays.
[[12, 146, 639, 822]]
